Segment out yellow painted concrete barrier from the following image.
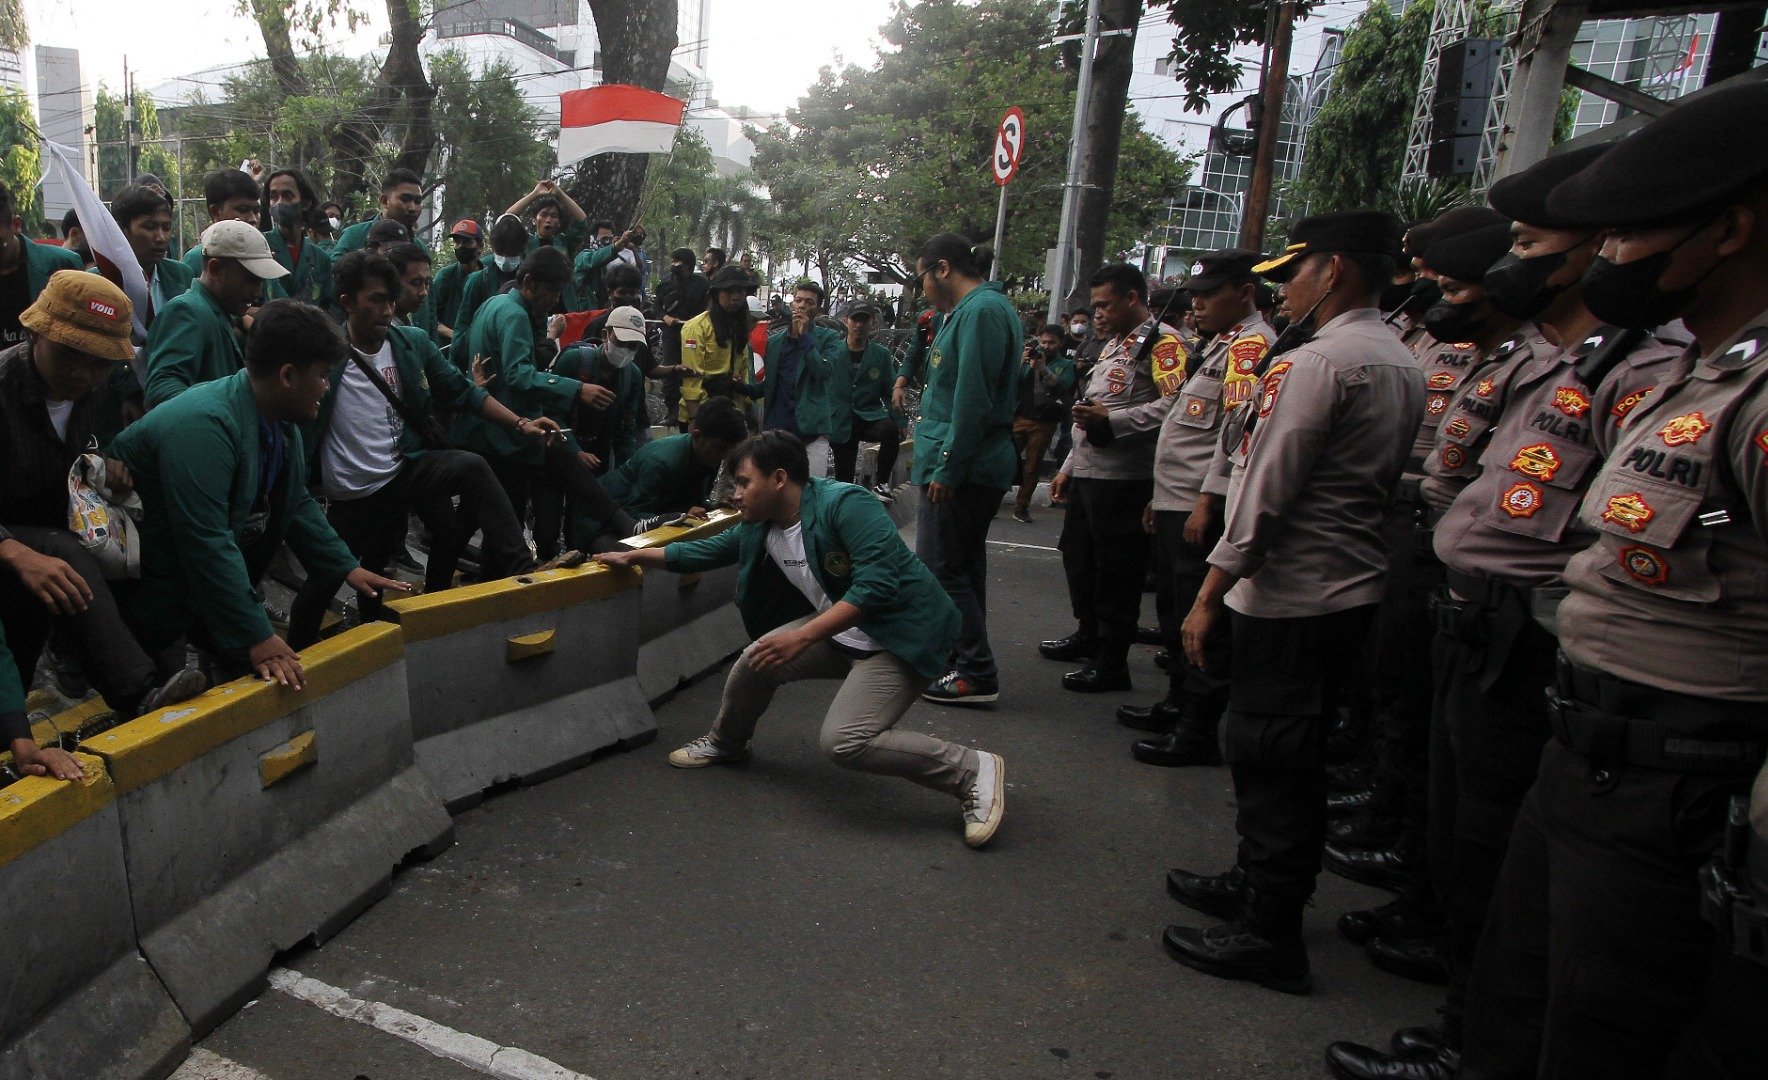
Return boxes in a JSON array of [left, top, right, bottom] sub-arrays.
[[630, 509, 750, 702]]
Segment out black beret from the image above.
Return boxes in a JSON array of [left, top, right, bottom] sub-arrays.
[[1546, 82, 1768, 227], [1487, 143, 1610, 228], [1184, 249, 1261, 293], [1255, 210, 1403, 281], [1403, 206, 1508, 260], [1421, 222, 1515, 284]]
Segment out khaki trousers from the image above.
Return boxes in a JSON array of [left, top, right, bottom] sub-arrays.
[[709, 620, 977, 797]]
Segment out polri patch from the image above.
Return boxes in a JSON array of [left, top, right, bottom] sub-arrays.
[[1659, 411, 1712, 447], [1554, 387, 1591, 418], [1618, 544, 1669, 586], [1601, 492, 1655, 533], [1500, 481, 1544, 518]]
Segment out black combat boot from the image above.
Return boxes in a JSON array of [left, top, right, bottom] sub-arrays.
[[1365, 934, 1451, 985], [1325, 1041, 1459, 1080], [1336, 887, 1446, 945], [1132, 696, 1224, 767], [1163, 887, 1312, 995], [1164, 864, 1244, 920], [1039, 627, 1097, 661]]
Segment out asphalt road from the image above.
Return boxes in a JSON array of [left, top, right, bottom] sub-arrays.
[[190, 503, 1437, 1080]]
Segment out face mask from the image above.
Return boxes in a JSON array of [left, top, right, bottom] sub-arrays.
[[271, 204, 302, 230], [1482, 250, 1569, 320], [1578, 222, 1721, 331], [1379, 280, 1417, 313], [1069, 321, 1086, 336], [495, 255, 521, 273], [1422, 299, 1490, 344], [327, 216, 341, 231], [605, 342, 636, 369]]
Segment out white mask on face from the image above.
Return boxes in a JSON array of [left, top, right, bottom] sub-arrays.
[[1069, 321, 1087, 336], [495, 255, 521, 272], [605, 342, 636, 369], [327, 216, 341, 231]]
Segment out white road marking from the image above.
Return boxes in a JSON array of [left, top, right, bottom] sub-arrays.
[[168, 1049, 274, 1080], [988, 540, 1061, 553], [268, 968, 593, 1080]]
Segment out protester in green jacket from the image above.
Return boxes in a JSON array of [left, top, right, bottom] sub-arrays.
[[432, 219, 489, 350], [263, 170, 331, 307], [595, 431, 1006, 849], [182, 169, 290, 306], [740, 280, 851, 478], [830, 300, 901, 495], [573, 222, 642, 309], [0, 178, 83, 350], [506, 180, 589, 258], [454, 214, 529, 350], [112, 301, 407, 688], [451, 246, 636, 556], [331, 168, 425, 257], [551, 307, 652, 472], [909, 233, 1022, 708], [144, 222, 287, 408], [567, 397, 748, 552], [287, 251, 552, 648]]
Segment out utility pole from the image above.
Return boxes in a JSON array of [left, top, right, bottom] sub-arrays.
[[1047, 0, 1101, 324], [1239, 1, 1296, 253], [123, 59, 140, 182]]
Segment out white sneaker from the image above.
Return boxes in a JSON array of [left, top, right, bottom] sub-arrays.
[[667, 734, 751, 769], [961, 752, 1006, 848]]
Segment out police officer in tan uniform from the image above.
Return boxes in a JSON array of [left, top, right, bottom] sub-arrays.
[[1043, 263, 1187, 692], [1452, 83, 1768, 1079], [1123, 250, 1272, 766], [1326, 145, 1681, 1080], [1161, 211, 1424, 994]]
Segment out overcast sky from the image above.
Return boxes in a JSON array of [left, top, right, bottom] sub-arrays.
[[23, 0, 901, 117]]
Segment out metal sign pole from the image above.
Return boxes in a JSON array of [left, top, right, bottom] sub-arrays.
[[990, 185, 1007, 282]]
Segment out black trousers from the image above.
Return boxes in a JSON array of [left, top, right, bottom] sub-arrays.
[[1152, 508, 1229, 705], [1427, 605, 1556, 1047], [1226, 604, 1376, 901], [833, 417, 900, 486], [913, 483, 1003, 684], [1369, 502, 1441, 852], [485, 441, 633, 556], [0, 525, 158, 718], [1057, 476, 1154, 666], [1460, 679, 1762, 1080], [1663, 936, 1768, 1080], [289, 450, 535, 649]]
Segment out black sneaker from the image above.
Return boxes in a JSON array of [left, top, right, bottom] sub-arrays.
[[922, 671, 999, 706], [871, 483, 895, 503]]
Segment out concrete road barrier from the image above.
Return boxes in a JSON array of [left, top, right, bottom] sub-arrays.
[[383, 564, 655, 812], [0, 758, 189, 1079], [76, 624, 452, 1038], [628, 510, 749, 703]]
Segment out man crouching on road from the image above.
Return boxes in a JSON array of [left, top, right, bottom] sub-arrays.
[[595, 430, 1007, 848]]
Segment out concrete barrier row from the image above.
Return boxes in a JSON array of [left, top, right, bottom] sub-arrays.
[[0, 511, 750, 1078]]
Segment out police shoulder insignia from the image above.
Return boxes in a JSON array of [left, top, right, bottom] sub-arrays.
[[1475, 378, 1496, 398], [1258, 361, 1294, 417], [1426, 371, 1457, 390], [1445, 417, 1472, 439], [1153, 337, 1185, 372], [1659, 411, 1712, 447], [1427, 393, 1450, 416], [1509, 443, 1562, 482], [1500, 481, 1544, 518], [823, 550, 852, 577], [1600, 492, 1655, 533], [1228, 335, 1267, 372], [1618, 544, 1669, 585], [1553, 386, 1591, 418]]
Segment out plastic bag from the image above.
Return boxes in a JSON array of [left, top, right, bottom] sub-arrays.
[[67, 453, 143, 580]]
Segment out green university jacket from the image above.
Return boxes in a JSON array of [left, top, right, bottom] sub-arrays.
[[664, 478, 962, 679], [308, 324, 489, 473], [846, 339, 897, 424], [264, 229, 330, 305], [451, 290, 581, 464], [912, 281, 1021, 490], [551, 344, 646, 465], [568, 431, 710, 548], [111, 369, 358, 652], [454, 264, 518, 350], [24, 239, 83, 296], [757, 325, 853, 443], [143, 279, 245, 408], [431, 255, 491, 346]]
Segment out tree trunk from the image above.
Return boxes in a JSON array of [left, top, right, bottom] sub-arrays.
[[246, 0, 323, 167], [572, 0, 679, 232], [1063, 0, 1141, 313]]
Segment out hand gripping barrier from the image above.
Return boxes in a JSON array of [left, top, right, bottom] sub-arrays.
[[0, 759, 189, 1079], [382, 562, 655, 812], [73, 623, 453, 1038], [629, 509, 750, 703]]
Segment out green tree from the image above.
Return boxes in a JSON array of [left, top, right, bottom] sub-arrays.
[[95, 85, 181, 202], [0, 89, 41, 230], [641, 126, 772, 266], [750, 0, 1190, 289], [429, 50, 555, 227], [1153, 0, 1323, 113]]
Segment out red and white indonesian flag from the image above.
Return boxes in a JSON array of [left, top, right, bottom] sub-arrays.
[[44, 139, 152, 380], [558, 84, 686, 165]]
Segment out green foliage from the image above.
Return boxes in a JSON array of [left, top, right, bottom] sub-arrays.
[[1153, 0, 1323, 114], [642, 126, 772, 264], [0, 89, 40, 230], [95, 85, 181, 204], [751, 0, 1190, 287], [429, 50, 554, 227], [0, 0, 26, 51], [1289, 0, 1435, 215]]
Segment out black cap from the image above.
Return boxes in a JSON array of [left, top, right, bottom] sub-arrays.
[[708, 265, 750, 292], [1546, 83, 1768, 227], [1487, 144, 1609, 228], [1403, 206, 1508, 260], [367, 218, 412, 246], [1184, 249, 1261, 293], [839, 299, 877, 319], [1255, 210, 1404, 281], [1421, 222, 1515, 283]]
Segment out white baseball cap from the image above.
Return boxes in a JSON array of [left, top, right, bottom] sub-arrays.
[[606, 305, 646, 343], [200, 220, 288, 280]]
